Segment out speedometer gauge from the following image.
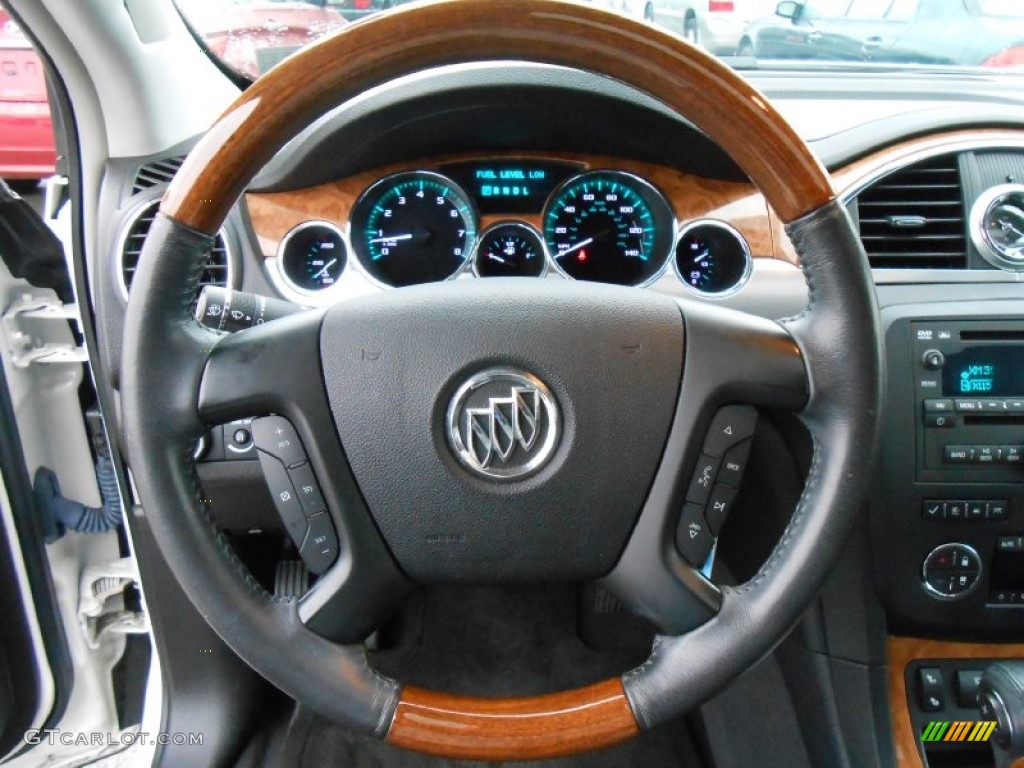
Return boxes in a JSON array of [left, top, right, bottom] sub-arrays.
[[543, 171, 674, 286], [350, 171, 477, 287]]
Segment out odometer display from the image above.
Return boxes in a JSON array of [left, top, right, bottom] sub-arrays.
[[543, 171, 673, 286], [350, 171, 477, 287]]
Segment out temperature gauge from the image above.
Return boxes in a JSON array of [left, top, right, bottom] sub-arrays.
[[473, 222, 546, 278], [278, 221, 348, 293]]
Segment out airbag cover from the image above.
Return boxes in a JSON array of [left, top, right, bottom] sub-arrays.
[[320, 279, 683, 582]]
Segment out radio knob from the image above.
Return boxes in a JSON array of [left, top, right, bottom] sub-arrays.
[[922, 349, 945, 370]]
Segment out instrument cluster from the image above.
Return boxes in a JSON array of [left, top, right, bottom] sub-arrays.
[[272, 159, 752, 302]]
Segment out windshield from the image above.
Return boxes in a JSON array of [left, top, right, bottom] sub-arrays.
[[174, 0, 1024, 81]]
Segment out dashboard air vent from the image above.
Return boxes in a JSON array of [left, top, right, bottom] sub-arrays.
[[856, 154, 966, 269], [131, 156, 185, 194], [119, 199, 231, 297]]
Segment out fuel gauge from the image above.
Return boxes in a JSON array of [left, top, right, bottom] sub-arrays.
[[473, 222, 547, 278]]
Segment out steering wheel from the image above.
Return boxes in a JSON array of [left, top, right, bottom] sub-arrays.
[[122, 0, 882, 760]]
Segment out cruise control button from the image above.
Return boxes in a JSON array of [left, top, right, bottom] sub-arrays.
[[702, 406, 757, 458], [705, 484, 738, 536], [300, 512, 339, 575], [685, 454, 721, 506], [287, 462, 327, 517], [252, 416, 307, 468], [257, 452, 308, 548], [676, 503, 713, 568]]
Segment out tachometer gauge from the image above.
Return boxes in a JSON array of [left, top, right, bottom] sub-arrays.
[[542, 170, 674, 286], [673, 220, 752, 297], [277, 221, 347, 294], [350, 171, 477, 287], [473, 222, 546, 278]]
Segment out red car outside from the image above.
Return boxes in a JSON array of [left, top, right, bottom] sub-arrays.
[[0, 2, 346, 183], [177, 0, 348, 80], [0, 10, 56, 181]]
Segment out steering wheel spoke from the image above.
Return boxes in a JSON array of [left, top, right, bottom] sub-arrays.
[[198, 312, 411, 642], [603, 301, 808, 635]]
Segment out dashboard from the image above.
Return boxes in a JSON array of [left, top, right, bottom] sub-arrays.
[[89, 62, 1024, 767], [248, 153, 763, 302]]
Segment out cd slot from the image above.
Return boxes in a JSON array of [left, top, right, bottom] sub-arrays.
[[960, 330, 1024, 342], [964, 415, 1024, 426]]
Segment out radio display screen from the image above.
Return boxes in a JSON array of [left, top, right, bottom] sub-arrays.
[[942, 346, 1024, 396]]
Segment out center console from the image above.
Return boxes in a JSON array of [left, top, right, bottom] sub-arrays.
[[875, 301, 1024, 639]]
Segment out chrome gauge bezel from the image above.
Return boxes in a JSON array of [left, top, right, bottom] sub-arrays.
[[275, 219, 350, 298], [472, 221, 548, 278], [970, 183, 1024, 272], [542, 169, 676, 288], [672, 218, 753, 299], [348, 170, 479, 288]]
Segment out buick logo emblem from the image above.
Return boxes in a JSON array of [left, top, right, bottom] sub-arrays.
[[447, 368, 559, 480]]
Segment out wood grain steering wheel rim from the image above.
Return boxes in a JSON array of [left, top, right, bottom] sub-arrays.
[[146, 0, 853, 760]]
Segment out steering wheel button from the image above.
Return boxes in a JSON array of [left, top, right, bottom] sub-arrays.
[[716, 440, 751, 488], [257, 452, 309, 549], [252, 416, 308, 468], [288, 462, 328, 517], [676, 504, 713, 568], [705, 484, 738, 536], [685, 454, 721, 507], [300, 512, 339, 575], [702, 406, 757, 458]]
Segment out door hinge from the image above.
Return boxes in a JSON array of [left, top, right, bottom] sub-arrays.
[[2, 292, 87, 367], [78, 558, 149, 650]]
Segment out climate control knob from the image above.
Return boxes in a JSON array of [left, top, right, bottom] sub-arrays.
[[922, 543, 981, 600]]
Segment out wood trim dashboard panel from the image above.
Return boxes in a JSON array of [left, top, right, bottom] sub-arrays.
[[245, 129, 1024, 271], [245, 152, 778, 262], [888, 636, 1024, 768]]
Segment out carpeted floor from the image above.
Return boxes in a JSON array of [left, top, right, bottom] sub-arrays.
[[278, 585, 707, 768]]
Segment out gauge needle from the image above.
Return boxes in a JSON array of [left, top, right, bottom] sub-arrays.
[[557, 237, 594, 258], [369, 233, 413, 243], [488, 253, 508, 264], [312, 258, 337, 279]]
